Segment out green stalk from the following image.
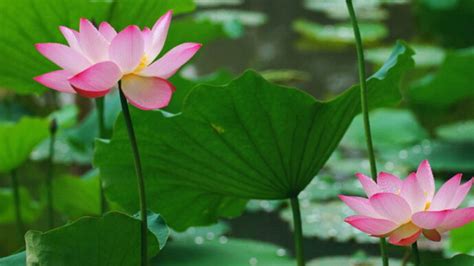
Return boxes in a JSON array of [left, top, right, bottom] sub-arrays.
[[345, 0, 389, 265], [11, 169, 25, 241], [94, 97, 108, 214], [412, 242, 420, 266], [290, 197, 305, 266], [46, 119, 57, 229], [118, 83, 148, 266]]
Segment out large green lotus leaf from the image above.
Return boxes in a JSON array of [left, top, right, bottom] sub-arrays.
[[94, 42, 414, 230], [448, 221, 474, 255], [0, 117, 49, 173], [25, 212, 160, 266], [408, 48, 474, 107], [153, 238, 294, 266], [51, 175, 100, 219], [0, 187, 43, 224], [0, 0, 194, 94], [0, 251, 25, 266]]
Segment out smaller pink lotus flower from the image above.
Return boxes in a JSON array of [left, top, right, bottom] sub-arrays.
[[339, 160, 474, 246], [34, 11, 201, 110]]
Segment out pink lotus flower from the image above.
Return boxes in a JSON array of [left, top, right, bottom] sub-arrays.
[[339, 160, 474, 246], [34, 11, 201, 110]]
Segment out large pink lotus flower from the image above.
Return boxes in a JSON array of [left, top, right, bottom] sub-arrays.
[[34, 11, 201, 110], [339, 160, 474, 246]]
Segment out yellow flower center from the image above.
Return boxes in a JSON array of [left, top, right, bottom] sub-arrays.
[[133, 55, 148, 74], [424, 201, 431, 210]]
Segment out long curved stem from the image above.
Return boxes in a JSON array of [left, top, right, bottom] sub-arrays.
[[412, 242, 420, 266], [46, 119, 57, 229], [94, 97, 108, 214], [345, 1, 389, 265], [118, 83, 148, 266], [11, 169, 25, 241], [290, 197, 305, 266]]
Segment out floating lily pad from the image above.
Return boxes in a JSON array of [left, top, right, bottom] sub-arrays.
[[153, 238, 294, 265], [194, 0, 243, 7], [195, 9, 268, 27], [303, 0, 409, 20], [436, 120, 474, 142], [293, 19, 388, 46], [280, 201, 377, 243], [367, 44, 445, 68]]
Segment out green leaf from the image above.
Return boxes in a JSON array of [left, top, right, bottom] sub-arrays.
[[94, 42, 414, 230], [293, 19, 388, 46], [194, 9, 268, 27], [341, 108, 428, 150], [0, 187, 42, 224], [0, 117, 49, 173], [366, 44, 445, 68], [146, 212, 170, 250], [0, 251, 25, 266], [165, 70, 235, 114], [448, 220, 474, 255], [408, 48, 474, 107], [25, 212, 160, 266], [0, 0, 195, 94], [422, 254, 474, 266], [51, 175, 100, 219], [436, 120, 474, 142], [153, 238, 294, 265], [303, 0, 407, 20]]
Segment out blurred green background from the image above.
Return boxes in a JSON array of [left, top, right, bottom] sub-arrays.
[[0, 0, 473, 265]]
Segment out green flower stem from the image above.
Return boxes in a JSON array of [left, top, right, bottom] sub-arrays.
[[11, 169, 25, 241], [94, 97, 108, 214], [412, 242, 420, 266], [118, 83, 148, 266], [290, 196, 305, 266], [46, 119, 57, 229], [345, 0, 389, 265]]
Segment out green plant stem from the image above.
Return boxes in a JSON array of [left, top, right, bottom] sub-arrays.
[[94, 97, 108, 214], [118, 83, 148, 266], [345, 1, 389, 265], [46, 119, 57, 229], [11, 169, 25, 241], [412, 242, 420, 266], [290, 197, 305, 266]]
